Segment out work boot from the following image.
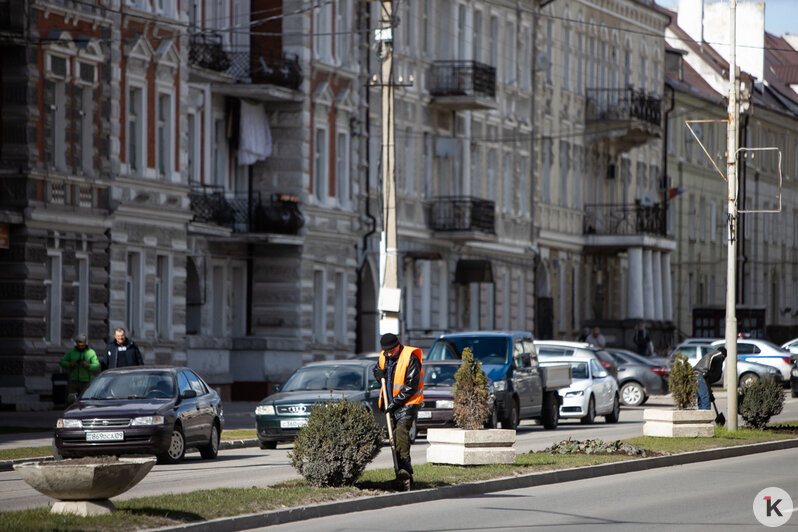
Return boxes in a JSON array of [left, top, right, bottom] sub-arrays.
[[395, 468, 412, 492]]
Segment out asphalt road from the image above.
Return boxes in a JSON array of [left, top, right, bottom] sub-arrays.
[[2, 393, 798, 513], [261, 447, 798, 531]]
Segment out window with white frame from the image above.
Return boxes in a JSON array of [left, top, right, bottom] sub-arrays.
[[422, 0, 433, 56], [486, 148, 497, 201], [313, 270, 326, 342], [489, 15, 499, 67], [473, 10, 483, 62], [231, 262, 247, 337], [214, 117, 228, 188], [471, 145, 482, 198], [127, 85, 145, 175], [562, 26, 570, 90], [502, 152, 513, 213], [156, 92, 173, 178], [542, 138, 552, 203], [336, 131, 350, 206], [560, 141, 570, 207], [710, 202, 717, 242], [76, 60, 96, 176], [314, 127, 329, 202], [313, 0, 332, 62], [456, 5, 466, 60], [45, 252, 62, 344], [575, 32, 583, 94], [423, 132, 432, 198], [401, 0, 415, 56], [74, 255, 89, 338], [546, 20, 553, 84], [335, 272, 347, 341], [211, 264, 225, 336], [521, 25, 531, 90], [336, 0, 351, 63], [519, 155, 529, 216], [187, 112, 199, 184], [504, 20, 515, 84], [402, 128, 413, 195], [587, 36, 596, 88], [126, 251, 142, 337], [155, 255, 171, 339], [49, 74, 68, 172]]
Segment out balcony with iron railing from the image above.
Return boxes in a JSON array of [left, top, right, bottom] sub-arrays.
[[584, 88, 662, 151], [189, 187, 304, 235], [429, 61, 497, 110], [583, 202, 667, 238], [427, 196, 495, 238]]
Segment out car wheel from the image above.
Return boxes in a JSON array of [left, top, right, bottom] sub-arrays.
[[260, 440, 278, 450], [199, 422, 220, 460], [541, 392, 559, 430], [580, 396, 596, 424], [501, 400, 519, 430], [484, 404, 499, 429], [605, 394, 621, 424], [158, 424, 186, 464], [739, 372, 759, 389], [620, 381, 646, 407]]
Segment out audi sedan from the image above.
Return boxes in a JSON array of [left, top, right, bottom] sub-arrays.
[[255, 359, 397, 449], [54, 366, 224, 464]]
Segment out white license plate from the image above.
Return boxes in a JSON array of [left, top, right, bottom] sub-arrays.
[[280, 419, 308, 429], [86, 431, 124, 442], [417, 411, 432, 419]]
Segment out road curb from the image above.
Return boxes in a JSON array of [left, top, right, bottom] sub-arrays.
[[0, 439, 261, 472], [151, 437, 798, 532]]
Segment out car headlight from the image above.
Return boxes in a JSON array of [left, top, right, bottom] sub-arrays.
[[256, 405, 275, 416], [131, 416, 166, 426], [56, 418, 82, 429], [493, 380, 506, 392], [565, 390, 584, 397], [436, 400, 454, 409]]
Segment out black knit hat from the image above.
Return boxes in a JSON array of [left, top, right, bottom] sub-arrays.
[[380, 333, 400, 350]]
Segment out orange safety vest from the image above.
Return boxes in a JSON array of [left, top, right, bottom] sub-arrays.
[[378, 345, 424, 407]]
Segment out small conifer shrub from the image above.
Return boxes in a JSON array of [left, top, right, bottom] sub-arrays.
[[670, 353, 697, 409], [289, 398, 381, 487], [452, 347, 492, 430], [740, 378, 784, 430]]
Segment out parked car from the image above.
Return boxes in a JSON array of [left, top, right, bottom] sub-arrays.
[[255, 359, 413, 449], [674, 342, 784, 388], [426, 331, 571, 430], [603, 348, 669, 407], [533, 340, 619, 380], [539, 355, 620, 424], [54, 366, 224, 464], [710, 339, 794, 382], [416, 360, 498, 433], [781, 337, 798, 355]]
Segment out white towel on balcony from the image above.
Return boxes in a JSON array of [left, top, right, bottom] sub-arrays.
[[239, 100, 272, 166]]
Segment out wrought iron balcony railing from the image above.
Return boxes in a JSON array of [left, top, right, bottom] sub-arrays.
[[585, 88, 662, 128], [188, 33, 231, 72], [189, 187, 304, 235], [427, 196, 495, 234], [430, 61, 496, 99], [227, 49, 302, 90], [583, 202, 667, 237]]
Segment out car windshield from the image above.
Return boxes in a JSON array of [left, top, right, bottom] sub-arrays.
[[424, 364, 460, 387], [427, 337, 510, 365], [282, 366, 363, 392], [82, 371, 175, 400]]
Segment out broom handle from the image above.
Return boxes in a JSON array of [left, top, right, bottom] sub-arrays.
[[381, 378, 399, 473]]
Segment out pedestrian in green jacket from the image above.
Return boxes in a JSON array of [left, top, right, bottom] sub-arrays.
[[59, 334, 100, 396]]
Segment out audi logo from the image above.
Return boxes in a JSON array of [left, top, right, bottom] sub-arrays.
[[287, 406, 307, 413]]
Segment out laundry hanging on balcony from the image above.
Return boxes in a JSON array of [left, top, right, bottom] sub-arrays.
[[238, 100, 272, 165]]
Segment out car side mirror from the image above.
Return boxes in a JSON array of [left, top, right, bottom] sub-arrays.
[[369, 381, 381, 390], [595, 370, 608, 378], [181, 389, 197, 399], [273, 383, 282, 393]]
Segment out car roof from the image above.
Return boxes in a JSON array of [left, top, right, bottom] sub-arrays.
[[437, 330, 533, 339], [534, 340, 593, 348], [539, 354, 595, 363], [102, 365, 185, 374], [301, 359, 376, 368]]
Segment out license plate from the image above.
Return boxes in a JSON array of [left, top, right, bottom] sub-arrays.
[[280, 419, 308, 429], [417, 411, 432, 419], [86, 431, 124, 442]]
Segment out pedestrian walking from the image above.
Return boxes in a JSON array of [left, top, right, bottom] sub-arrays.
[[586, 326, 606, 348], [632, 322, 652, 356], [59, 334, 100, 396], [104, 327, 144, 369], [372, 333, 424, 491]]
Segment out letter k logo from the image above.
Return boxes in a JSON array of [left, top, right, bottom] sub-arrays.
[[765, 496, 783, 517]]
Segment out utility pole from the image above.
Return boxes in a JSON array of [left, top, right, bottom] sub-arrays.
[[375, 0, 401, 335], [725, 0, 739, 431]]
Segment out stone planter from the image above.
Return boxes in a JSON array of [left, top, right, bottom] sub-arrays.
[[643, 408, 716, 437], [426, 428, 516, 465], [13, 457, 156, 516]]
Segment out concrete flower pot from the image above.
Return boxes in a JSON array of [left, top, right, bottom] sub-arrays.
[[643, 408, 716, 438], [426, 428, 516, 465], [13, 456, 156, 515]]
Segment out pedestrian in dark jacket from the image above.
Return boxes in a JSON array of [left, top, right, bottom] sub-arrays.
[[632, 322, 651, 356], [59, 334, 100, 396], [104, 327, 144, 369], [372, 333, 424, 491]]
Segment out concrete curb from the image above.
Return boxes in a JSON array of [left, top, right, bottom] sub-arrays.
[[0, 439, 261, 472], [151, 437, 798, 532]]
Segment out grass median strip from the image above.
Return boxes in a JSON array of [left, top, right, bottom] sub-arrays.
[[2, 424, 796, 531]]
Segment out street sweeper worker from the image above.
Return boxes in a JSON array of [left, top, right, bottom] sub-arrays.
[[693, 346, 727, 410], [372, 333, 424, 491]]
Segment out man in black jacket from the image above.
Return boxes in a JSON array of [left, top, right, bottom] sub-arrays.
[[104, 327, 144, 369], [693, 346, 727, 410], [372, 333, 424, 491]]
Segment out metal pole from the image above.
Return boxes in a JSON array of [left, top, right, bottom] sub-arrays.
[[725, 0, 739, 431], [377, 0, 400, 335]]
